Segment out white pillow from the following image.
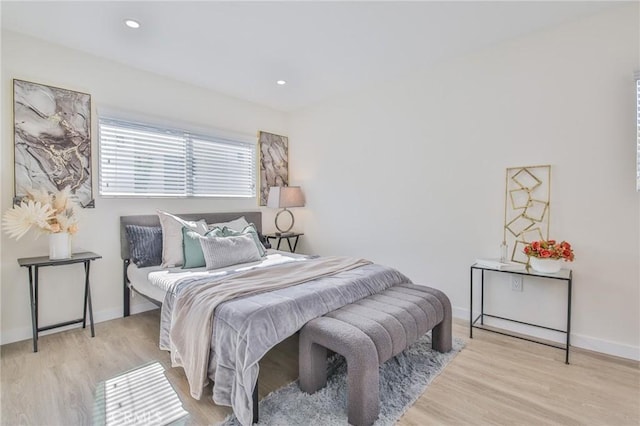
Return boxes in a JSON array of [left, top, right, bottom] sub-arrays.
[[157, 211, 207, 268], [207, 216, 250, 232], [200, 234, 262, 270]]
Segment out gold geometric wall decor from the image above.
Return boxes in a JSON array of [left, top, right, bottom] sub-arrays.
[[503, 165, 551, 264]]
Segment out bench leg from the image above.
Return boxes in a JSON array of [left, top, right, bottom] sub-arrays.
[[300, 340, 379, 426], [427, 288, 453, 353], [299, 318, 381, 426], [299, 340, 328, 394], [432, 317, 452, 353], [346, 353, 379, 426]]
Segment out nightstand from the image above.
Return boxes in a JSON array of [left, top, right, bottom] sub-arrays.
[[264, 233, 304, 253], [18, 251, 102, 352]]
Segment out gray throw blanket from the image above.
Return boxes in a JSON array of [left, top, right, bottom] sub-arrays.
[[169, 257, 371, 397], [161, 256, 410, 426]]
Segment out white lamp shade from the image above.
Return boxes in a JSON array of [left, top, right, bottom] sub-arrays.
[[267, 186, 305, 208]]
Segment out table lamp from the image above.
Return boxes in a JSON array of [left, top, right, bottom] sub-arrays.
[[267, 186, 305, 236]]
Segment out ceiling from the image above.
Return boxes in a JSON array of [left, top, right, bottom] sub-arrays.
[[1, 1, 619, 112]]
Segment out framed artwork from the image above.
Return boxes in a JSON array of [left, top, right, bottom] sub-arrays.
[[503, 165, 551, 264], [258, 131, 289, 206], [13, 79, 94, 207]]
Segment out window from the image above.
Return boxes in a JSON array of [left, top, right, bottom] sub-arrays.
[[99, 117, 256, 197]]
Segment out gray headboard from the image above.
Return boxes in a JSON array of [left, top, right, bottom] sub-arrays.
[[119, 211, 263, 260]]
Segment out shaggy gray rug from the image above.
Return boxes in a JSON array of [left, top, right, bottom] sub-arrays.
[[220, 333, 465, 426]]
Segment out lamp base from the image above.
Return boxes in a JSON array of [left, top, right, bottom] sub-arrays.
[[275, 208, 295, 234]]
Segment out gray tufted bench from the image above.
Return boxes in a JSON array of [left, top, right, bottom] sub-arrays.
[[298, 283, 452, 426]]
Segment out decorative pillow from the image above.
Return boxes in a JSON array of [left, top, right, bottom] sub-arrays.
[[259, 232, 271, 249], [207, 223, 267, 257], [183, 223, 266, 270], [125, 225, 163, 267], [207, 216, 250, 232], [182, 227, 207, 269], [157, 211, 207, 268], [200, 234, 262, 270]]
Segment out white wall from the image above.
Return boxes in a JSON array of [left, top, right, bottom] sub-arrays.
[[0, 31, 288, 344], [289, 5, 640, 359]]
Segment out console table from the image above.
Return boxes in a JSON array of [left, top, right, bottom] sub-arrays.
[[470, 263, 572, 364], [18, 251, 102, 352]]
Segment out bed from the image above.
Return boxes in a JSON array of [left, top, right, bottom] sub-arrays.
[[120, 211, 266, 315], [120, 211, 412, 426]]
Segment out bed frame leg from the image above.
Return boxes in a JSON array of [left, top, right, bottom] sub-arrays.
[[252, 378, 259, 424], [123, 259, 130, 317]]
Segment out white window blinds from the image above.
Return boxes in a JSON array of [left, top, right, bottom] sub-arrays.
[[99, 117, 256, 197]]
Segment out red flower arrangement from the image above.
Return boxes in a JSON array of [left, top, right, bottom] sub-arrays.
[[523, 240, 575, 261]]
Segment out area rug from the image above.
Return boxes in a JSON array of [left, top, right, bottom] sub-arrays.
[[220, 333, 465, 426]]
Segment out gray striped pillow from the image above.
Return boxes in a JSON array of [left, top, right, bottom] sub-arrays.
[[125, 225, 163, 267], [200, 234, 262, 270]]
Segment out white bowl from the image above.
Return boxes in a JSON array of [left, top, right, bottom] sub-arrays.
[[529, 256, 562, 273]]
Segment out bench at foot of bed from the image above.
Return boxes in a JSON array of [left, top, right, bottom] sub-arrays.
[[298, 283, 452, 426]]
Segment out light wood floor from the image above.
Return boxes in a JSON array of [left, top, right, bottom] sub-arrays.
[[1, 310, 638, 425]]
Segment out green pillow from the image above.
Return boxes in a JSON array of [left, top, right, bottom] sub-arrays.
[[182, 227, 207, 269], [182, 223, 266, 269]]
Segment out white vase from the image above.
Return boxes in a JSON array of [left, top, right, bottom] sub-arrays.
[[529, 257, 562, 273], [49, 232, 71, 260]]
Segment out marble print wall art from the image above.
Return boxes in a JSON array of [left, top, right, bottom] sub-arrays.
[[258, 131, 289, 206], [13, 79, 93, 207]]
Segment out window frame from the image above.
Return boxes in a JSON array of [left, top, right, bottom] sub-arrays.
[[98, 113, 257, 199]]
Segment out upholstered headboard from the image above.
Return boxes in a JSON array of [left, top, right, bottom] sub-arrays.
[[119, 211, 263, 260]]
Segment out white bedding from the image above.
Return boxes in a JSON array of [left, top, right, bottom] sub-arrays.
[[126, 263, 166, 303], [127, 250, 306, 303]]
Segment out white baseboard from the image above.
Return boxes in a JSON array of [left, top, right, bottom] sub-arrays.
[[0, 300, 159, 346], [453, 306, 640, 361], [570, 332, 640, 361]]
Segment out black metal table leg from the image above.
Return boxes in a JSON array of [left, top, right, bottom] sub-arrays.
[[84, 260, 95, 337], [34, 266, 39, 339], [480, 269, 485, 325], [566, 276, 572, 364], [82, 261, 88, 329], [28, 266, 38, 352], [276, 238, 282, 250], [469, 266, 473, 339]]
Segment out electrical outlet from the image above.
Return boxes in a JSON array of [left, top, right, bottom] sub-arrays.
[[511, 275, 523, 292]]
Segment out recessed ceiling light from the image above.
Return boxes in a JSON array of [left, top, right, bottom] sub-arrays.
[[124, 19, 141, 29], [276, 80, 287, 86]]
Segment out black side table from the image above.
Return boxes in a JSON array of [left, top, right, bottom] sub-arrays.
[[18, 251, 102, 352], [265, 233, 304, 253]]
